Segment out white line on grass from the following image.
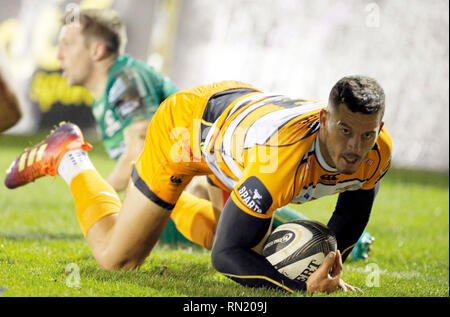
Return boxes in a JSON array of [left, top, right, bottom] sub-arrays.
[[346, 265, 448, 284]]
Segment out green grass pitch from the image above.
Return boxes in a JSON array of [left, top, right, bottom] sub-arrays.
[[0, 132, 448, 297]]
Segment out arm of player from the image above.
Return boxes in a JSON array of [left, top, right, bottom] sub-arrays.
[[211, 197, 308, 293], [327, 184, 379, 262], [0, 72, 21, 133], [107, 120, 149, 192], [211, 197, 345, 293]]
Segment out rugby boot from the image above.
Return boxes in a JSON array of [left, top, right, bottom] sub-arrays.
[[351, 232, 375, 260], [4, 122, 92, 189]]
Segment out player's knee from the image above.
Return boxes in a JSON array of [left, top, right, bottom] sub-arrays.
[[99, 255, 145, 271], [100, 259, 142, 271], [191, 216, 216, 250]]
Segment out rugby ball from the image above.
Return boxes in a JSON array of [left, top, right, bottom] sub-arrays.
[[262, 219, 337, 282]]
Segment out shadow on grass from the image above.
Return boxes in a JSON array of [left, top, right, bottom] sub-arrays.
[[0, 232, 84, 241], [78, 261, 286, 297]]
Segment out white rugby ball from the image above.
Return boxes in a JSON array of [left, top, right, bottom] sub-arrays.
[[262, 219, 337, 282]]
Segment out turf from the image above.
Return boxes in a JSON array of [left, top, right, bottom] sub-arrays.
[[0, 132, 448, 297]]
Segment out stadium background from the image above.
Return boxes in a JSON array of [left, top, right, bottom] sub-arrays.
[[0, 0, 448, 172], [0, 0, 448, 299]]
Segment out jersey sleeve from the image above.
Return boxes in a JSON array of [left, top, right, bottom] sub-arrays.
[[211, 197, 307, 293], [328, 187, 376, 261], [362, 128, 393, 190]]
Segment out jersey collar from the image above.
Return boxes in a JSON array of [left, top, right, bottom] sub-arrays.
[[314, 135, 338, 172]]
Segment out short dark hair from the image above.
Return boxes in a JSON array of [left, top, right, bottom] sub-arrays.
[[329, 76, 385, 116], [62, 9, 127, 57]]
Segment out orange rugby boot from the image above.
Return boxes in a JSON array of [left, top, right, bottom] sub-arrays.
[[4, 122, 92, 189]]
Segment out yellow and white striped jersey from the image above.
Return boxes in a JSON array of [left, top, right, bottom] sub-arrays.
[[200, 89, 392, 219]]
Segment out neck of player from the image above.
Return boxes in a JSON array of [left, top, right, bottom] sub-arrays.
[[85, 57, 116, 101]]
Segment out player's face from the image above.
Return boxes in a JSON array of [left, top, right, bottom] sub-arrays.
[[57, 24, 94, 86], [320, 104, 383, 175]]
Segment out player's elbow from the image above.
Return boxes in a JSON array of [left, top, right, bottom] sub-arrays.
[[211, 245, 229, 273]]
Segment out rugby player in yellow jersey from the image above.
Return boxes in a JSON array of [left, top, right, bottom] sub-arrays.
[[54, 8, 328, 251], [5, 76, 391, 293], [0, 53, 22, 133], [56, 8, 234, 246]]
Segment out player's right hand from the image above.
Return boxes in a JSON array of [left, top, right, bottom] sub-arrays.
[[306, 250, 343, 293]]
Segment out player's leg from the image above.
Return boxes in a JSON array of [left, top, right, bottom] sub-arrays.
[[56, 138, 170, 268], [159, 176, 213, 246], [4, 122, 173, 269], [6, 85, 214, 268], [159, 218, 195, 245], [83, 85, 209, 267], [74, 116, 212, 268], [72, 173, 173, 270], [169, 191, 216, 249], [5, 123, 182, 269], [93, 81, 253, 254], [162, 176, 225, 250], [169, 176, 232, 249], [84, 174, 175, 270]]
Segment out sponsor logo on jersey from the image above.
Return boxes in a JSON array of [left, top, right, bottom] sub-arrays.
[[252, 189, 263, 200], [170, 176, 183, 185], [320, 174, 338, 185], [236, 176, 272, 214]]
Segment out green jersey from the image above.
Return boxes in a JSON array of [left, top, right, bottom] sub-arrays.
[[91, 54, 177, 160]]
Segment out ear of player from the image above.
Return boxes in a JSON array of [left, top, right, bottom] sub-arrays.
[[4, 122, 92, 189]]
